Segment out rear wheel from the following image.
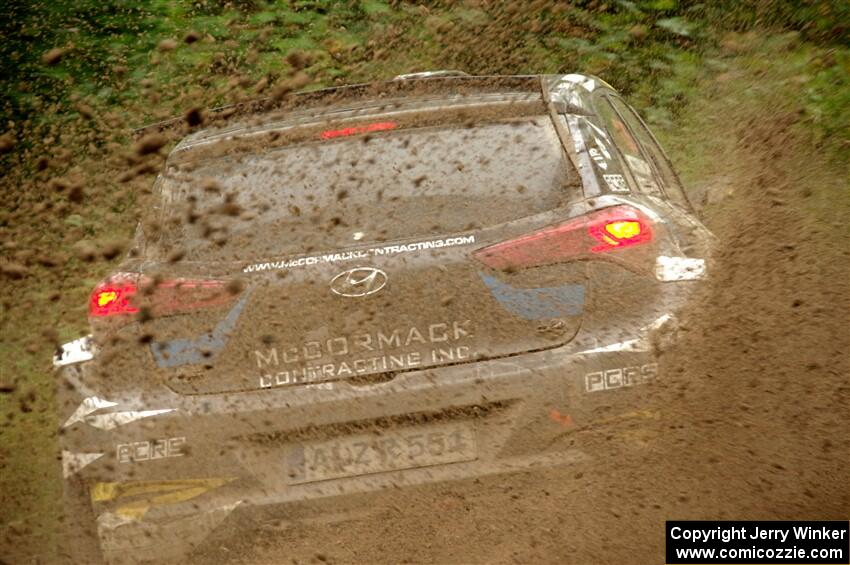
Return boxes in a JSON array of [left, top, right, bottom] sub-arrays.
[[57, 474, 103, 564]]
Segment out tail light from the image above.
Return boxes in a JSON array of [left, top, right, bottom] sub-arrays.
[[90, 275, 139, 317], [474, 205, 655, 271], [320, 121, 398, 140], [89, 273, 233, 319]]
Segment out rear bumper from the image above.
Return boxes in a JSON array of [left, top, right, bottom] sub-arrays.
[[57, 326, 666, 562]]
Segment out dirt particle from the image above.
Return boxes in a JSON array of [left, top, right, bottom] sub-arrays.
[[158, 38, 178, 52], [75, 103, 95, 120], [225, 279, 245, 295], [67, 184, 84, 203], [100, 240, 127, 261], [41, 328, 59, 346], [48, 177, 70, 193], [285, 51, 311, 70], [184, 30, 201, 44], [36, 254, 63, 268], [201, 178, 222, 193], [0, 132, 15, 154], [134, 133, 168, 156], [0, 262, 29, 279], [270, 71, 310, 99], [167, 249, 186, 263], [19, 396, 33, 413], [41, 47, 66, 66], [629, 24, 648, 40], [71, 241, 98, 262], [118, 161, 158, 182], [185, 108, 204, 127], [136, 307, 153, 323], [218, 202, 242, 217]]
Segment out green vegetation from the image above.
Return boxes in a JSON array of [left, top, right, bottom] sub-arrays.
[[1, 1, 847, 561], [2, 1, 848, 141]]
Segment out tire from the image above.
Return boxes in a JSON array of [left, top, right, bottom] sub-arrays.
[[57, 474, 104, 565]]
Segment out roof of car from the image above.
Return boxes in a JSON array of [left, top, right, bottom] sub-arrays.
[[134, 74, 546, 141]]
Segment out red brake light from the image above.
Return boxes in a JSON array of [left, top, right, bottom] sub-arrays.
[[320, 121, 398, 140], [474, 205, 654, 271], [90, 277, 138, 317], [588, 217, 652, 252]]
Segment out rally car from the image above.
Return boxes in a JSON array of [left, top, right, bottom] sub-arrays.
[[54, 73, 712, 563]]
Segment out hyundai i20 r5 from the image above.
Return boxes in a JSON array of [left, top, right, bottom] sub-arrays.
[[54, 74, 712, 563]]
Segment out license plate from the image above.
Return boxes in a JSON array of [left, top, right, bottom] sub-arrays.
[[287, 423, 477, 484]]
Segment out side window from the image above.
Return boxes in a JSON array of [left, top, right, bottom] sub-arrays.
[[606, 96, 692, 209], [595, 97, 661, 197]]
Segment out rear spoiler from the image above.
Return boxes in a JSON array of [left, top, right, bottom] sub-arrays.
[[132, 74, 543, 140], [393, 70, 470, 80]]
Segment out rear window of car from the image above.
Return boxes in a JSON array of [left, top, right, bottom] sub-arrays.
[[152, 115, 578, 261]]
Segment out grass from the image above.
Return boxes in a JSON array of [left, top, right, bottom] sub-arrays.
[[3, 2, 847, 141]]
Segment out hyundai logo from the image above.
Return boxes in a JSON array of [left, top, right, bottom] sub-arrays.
[[330, 267, 387, 297]]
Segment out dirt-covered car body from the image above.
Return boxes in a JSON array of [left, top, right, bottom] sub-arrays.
[[55, 74, 712, 562]]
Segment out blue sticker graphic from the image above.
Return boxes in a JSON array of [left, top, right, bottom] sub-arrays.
[[479, 273, 584, 320], [151, 290, 251, 368]]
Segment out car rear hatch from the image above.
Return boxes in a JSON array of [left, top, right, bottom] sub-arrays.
[[101, 93, 600, 394]]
